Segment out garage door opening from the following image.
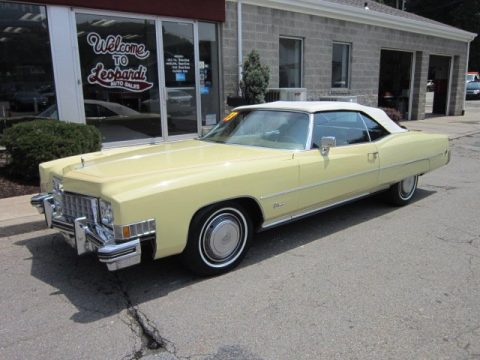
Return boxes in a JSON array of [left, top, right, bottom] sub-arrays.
[[378, 50, 413, 120], [425, 55, 451, 116]]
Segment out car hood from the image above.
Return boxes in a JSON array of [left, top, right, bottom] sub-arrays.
[[58, 139, 293, 197]]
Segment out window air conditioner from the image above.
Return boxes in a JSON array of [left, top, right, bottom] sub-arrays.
[[266, 88, 307, 102], [319, 95, 358, 103]]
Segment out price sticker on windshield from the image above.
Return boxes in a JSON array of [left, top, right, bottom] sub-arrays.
[[223, 111, 238, 122]]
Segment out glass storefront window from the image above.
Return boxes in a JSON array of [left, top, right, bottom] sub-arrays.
[[76, 13, 160, 143], [0, 2, 57, 134], [279, 37, 303, 88], [332, 42, 351, 88], [199, 22, 220, 128]]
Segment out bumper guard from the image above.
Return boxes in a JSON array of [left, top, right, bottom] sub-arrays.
[[31, 193, 148, 271]]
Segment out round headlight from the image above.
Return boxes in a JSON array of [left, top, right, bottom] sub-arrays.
[[52, 176, 63, 192], [100, 199, 114, 226]]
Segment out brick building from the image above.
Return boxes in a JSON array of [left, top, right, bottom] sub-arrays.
[[0, 0, 476, 146]]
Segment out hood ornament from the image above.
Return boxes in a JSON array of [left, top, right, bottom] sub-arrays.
[[81, 157, 85, 168]]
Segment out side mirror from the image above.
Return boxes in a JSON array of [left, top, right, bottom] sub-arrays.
[[320, 136, 336, 156]]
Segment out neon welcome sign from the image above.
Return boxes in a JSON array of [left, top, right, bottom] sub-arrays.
[[86, 32, 153, 92]]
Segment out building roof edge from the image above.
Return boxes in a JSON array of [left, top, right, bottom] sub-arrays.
[[229, 0, 477, 42]]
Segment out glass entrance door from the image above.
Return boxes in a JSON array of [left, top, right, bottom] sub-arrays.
[[74, 12, 212, 145], [161, 21, 198, 137]]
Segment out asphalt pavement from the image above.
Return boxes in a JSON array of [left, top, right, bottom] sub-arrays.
[[1, 102, 480, 360]]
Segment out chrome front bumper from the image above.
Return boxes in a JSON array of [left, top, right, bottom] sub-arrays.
[[31, 193, 146, 271]]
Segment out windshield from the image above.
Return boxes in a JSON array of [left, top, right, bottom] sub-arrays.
[[466, 74, 478, 82], [202, 110, 310, 150], [467, 82, 480, 90], [37, 104, 57, 118]]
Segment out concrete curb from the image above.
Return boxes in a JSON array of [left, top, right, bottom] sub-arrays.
[[0, 194, 42, 226], [449, 129, 480, 140]]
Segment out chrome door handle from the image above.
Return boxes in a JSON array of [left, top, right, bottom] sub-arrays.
[[368, 152, 379, 160]]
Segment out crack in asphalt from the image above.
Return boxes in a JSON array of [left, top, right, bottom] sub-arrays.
[[428, 222, 480, 251], [434, 234, 479, 248], [433, 234, 480, 281], [111, 273, 179, 360], [467, 255, 476, 283], [453, 324, 480, 359]]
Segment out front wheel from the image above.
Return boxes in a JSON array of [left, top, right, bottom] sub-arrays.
[[182, 203, 252, 276], [387, 175, 418, 206]]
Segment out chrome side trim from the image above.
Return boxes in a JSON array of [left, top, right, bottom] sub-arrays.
[[261, 187, 389, 230], [191, 195, 267, 225], [379, 154, 443, 171], [260, 167, 378, 200], [259, 153, 444, 201]]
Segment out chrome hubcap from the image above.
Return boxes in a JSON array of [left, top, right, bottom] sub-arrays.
[[205, 217, 240, 260], [400, 176, 416, 198], [200, 209, 246, 267]]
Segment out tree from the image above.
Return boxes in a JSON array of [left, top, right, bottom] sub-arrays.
[[240, 50, 270, 104], [374, 0, 405, 10], [374, 0, 479, 70], [406, 0, 480, 70]]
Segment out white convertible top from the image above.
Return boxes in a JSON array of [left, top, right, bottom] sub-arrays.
[[234, 101, 407, 134]]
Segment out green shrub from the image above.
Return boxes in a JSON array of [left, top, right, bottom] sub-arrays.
[[1, 120, 101, 180], [240, 50, 270, 104]]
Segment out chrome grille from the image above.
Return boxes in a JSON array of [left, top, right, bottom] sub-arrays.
[[63, 192, 99, 223]]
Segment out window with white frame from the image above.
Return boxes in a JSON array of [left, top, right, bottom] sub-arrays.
[[332, 42, 351, 88], [279, 37, 303, 88]]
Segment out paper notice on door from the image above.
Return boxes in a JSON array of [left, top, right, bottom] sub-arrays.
[[205, 114, 217, 125]]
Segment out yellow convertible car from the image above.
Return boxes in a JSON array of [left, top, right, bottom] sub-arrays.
[[31, 102, 450, 275]]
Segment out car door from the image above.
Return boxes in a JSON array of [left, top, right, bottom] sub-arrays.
[[294, 111, 380, 213]]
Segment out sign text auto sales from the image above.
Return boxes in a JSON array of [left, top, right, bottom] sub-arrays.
[[86, 32, 153, 92]]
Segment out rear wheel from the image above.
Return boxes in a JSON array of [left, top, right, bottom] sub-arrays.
[[182, 202, 252, 276], [387, 175, 418, 206]]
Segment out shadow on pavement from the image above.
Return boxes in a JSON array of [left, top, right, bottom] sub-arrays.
[[0, 220, 46, 237], [15, 188, 435, 324]]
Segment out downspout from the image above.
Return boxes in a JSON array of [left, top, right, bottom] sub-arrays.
[[463, 40, 471, 115], [446, 55, 454, 116], [237, 0, 243, 96], [407, 52, 415, 121]]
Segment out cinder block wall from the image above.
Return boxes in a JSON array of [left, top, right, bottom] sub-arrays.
[[222, 2, 468, 119]]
